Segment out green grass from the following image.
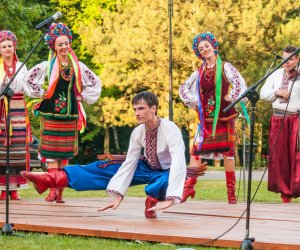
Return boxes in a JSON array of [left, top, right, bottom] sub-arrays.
[[0, 233, 236, 250], [18, 179, 297, 203], [1, 177, 296, 249]]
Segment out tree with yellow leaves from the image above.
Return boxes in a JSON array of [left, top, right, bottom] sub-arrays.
[[50, 0, 299, 155]]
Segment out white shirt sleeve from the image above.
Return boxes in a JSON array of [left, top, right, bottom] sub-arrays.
[[106, 126, 143, 196], [164, 123, 187, 203], [24, 61, 47, 98], [79, 62, 102, 104], [260, 69, 281, 102], [179, 70, 199, 108], [224, 62, 247, 102]]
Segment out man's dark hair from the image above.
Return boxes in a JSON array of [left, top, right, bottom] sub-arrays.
[[283, 45, 298, 56], [132, 91, 159, 110]]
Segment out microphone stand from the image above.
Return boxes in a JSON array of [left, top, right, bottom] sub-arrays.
[[1, 29, 48, 236], [236, 54, 279, 201], [241, 115, 246, 201], [223, 47, 300, 250], [235, 113, 247, 201]]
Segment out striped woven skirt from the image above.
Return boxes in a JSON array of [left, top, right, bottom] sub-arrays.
[[0, 94, 29, 190], [39, 117, 78, 161], [200, 118, 236, 158]]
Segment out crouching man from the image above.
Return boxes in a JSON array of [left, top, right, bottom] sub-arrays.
[[22, 91, 199, 218]]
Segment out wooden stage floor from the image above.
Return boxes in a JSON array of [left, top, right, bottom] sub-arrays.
[[1, 197, 300, 249]]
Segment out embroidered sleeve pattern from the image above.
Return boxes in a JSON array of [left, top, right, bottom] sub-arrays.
[[166, 196, 181, 204], [25, 65, 46, 98], [82, 69, 98, 90], [80, 62, 102, 104], [224, 63, 247, 102], [27, 67, 43, 91], [106, 189, 124, 198], [179, 71, 198, 108]]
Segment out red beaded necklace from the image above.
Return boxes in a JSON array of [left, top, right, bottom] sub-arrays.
[[3, 60, 16, 78], [59, 62, 74, 82], [204, 65, 216, 85]]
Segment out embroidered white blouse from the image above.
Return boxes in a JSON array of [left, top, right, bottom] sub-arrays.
[[106, 118, 187, 203], [179, 62, 247, 108], [24, 61, 101, 104], [0, 62, 31, 97], [260, 68, 300, 113]]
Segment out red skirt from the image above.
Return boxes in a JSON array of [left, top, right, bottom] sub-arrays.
[[267, 113, 300, 198], [200, 118, 236, 157]]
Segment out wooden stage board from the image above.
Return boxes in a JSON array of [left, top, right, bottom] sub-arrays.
[[1, 197, 300, 249]]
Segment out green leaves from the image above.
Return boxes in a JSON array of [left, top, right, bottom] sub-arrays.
[[55, 0, 299, 131], [7, 0, 299, 147]]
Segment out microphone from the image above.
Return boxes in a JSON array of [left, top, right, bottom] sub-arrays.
[[272, 52, 283, 60], [35, 12, 63, 30]]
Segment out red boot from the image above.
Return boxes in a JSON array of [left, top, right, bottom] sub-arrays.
[[20, 171, 68, 194], [225, 171, 237, 204], [55, 188, 65, 203], [10, 190, 21, 200], [45, 188, 58, 202], [281, 194, 292, 203], [55, 169, 66, 203], [45, 168, 59, 202], [145, 195, 159, 218], [0, 191, 6, 200], [181, 177, 197, 203]]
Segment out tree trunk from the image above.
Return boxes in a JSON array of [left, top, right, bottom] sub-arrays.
[[104, 127, 110, 153], [112, 125, 121, 154]]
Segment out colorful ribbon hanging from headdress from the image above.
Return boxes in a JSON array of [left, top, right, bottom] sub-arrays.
[[213, 54, 223, 137], [0, 57, 5, 84], [193, 63, 205, 152]]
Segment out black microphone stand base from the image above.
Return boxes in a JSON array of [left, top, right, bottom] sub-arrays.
[[1, 223, 23, 237], [240, 237, 255, 250]]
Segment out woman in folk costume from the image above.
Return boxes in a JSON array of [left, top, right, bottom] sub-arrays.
[[0, 30, 31, 200], [25, 23, 101, 203], [179, 32, 247, 204]]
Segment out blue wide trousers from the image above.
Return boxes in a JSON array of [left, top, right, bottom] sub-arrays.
[[64, 160, 169, 200]]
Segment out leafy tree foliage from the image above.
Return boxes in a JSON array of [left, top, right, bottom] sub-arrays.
[[0, 0, 51, 66], [0, 0, 54, 137], [49, 0, 299, 154], [66, 0, 299, 127], [8, 0, 298, 155]]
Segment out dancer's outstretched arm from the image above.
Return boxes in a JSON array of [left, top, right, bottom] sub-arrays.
[[98, 195, 123, 211]]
